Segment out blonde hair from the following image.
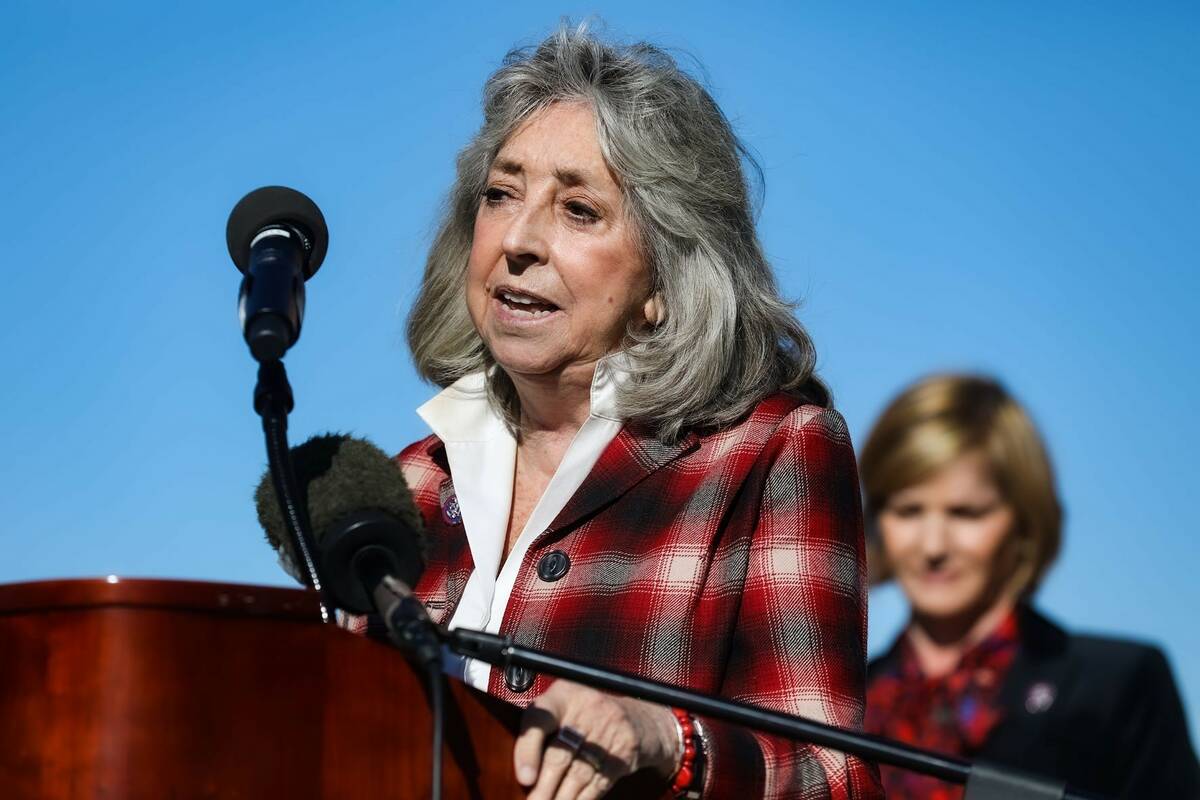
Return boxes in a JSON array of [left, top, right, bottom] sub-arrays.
[[859, 374, 1062, 595]]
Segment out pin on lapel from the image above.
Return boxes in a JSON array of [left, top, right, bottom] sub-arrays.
[[1024, 681, 1056, 714], [439, 479, 462, 526]]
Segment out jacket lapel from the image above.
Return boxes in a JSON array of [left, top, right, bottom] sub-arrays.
[[984, 605, 1072, 752], [544, 425, 699, 536], [414, 441, 475, 625], [418, 426, 697, 615]]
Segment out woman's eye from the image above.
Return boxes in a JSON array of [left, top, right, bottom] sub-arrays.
[[889, 505, 922, 519], [565, 201, 599, 222], [950, 505, 992, 520], [482, 187, 509, 205]]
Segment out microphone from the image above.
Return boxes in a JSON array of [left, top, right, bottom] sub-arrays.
[[226, 186, 329, 362], [257, 435, 447, 800], [254, 434, 426, 616]]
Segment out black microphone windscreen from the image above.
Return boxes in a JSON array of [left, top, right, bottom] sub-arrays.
[[254, 434, 425, 582], [226, 185, 329, 277]]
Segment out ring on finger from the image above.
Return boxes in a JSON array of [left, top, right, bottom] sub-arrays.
[[553, 725, 586, 757]]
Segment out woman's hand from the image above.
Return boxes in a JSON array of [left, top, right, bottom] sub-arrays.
[[513, 679, 682, 800]]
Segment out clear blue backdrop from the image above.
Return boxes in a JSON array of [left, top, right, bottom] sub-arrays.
[[2, 2, 1196, 737]]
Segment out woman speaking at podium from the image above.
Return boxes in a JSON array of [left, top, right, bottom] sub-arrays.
[[380, 25, 881, 800]]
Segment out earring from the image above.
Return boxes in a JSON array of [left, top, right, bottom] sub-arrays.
[[644, 295, 665, 327]]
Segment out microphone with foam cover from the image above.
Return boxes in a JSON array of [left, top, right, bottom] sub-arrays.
[[227, 186, 329, 362], [258, 435, 446, 800], [255, 434, 426, 615]]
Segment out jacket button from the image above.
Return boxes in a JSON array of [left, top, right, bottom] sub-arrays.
[[505, 664, 534, 693], [537, 550, 571, 582]]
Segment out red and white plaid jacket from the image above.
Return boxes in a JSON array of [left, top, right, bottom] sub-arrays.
[[396, 393, 882, 799]]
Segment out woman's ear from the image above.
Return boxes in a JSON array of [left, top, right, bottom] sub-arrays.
[[642, 294, 665, 327]]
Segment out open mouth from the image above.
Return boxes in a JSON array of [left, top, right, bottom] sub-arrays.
[[496, 289, 560, 318]]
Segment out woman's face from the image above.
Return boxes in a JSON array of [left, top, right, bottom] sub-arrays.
[[878, 452, 1022, 624], [466, 102, 653, 381]]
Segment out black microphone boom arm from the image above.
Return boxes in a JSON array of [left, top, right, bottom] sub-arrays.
[[438, 627, 1101, 800]]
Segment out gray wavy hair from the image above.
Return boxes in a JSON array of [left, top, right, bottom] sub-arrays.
[[407, 24, 828, 442]]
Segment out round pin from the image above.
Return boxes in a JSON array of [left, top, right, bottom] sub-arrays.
[[441, 494, 462, 525], [1025, 681, 1057, 714]]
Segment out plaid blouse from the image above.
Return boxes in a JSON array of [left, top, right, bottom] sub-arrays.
[[394, 393, 882, 799], [865, 610, 1020, 800]]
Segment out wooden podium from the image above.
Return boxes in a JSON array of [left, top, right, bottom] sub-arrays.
[[0, 578, 663, 799]]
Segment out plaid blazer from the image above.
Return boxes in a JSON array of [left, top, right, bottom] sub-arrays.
[[395, 393, 882, 799]]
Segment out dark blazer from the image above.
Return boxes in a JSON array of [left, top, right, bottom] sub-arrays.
[[868, 606, 1199, 799]]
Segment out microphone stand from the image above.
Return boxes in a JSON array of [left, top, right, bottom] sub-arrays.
[[254, 360, 334, 623], [371, 596, 1104, 800]]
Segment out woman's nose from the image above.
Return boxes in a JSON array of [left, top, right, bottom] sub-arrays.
[[918, 514, 951, 559], [501, 202, 550, 270]]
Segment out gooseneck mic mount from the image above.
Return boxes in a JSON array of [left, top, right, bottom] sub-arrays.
[[228, 192, 445, 798], [227, 186, 334, 623]]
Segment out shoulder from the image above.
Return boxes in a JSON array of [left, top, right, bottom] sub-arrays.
[[1011, 607, 1188, 722], [751, 392, 849, 436], [750, 394, 857, 480], [1064, 631, 1177, 689], [683, 394, 856, 492], [1021, 606, 1172, 680], [993, 608, 1198, 793], [1051, 630, 1179, 715], [702, 392, 852, 453], [695, 394, 863, 544]]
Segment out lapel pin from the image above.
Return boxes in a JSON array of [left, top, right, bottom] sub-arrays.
[[439, 480, 463, 525], [1024, 681, 1056, 714]]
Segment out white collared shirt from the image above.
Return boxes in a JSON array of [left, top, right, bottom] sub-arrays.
[[416, 355, 628, 691]]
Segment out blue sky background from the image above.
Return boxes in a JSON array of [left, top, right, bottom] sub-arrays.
[[2, 2, 1196, 737]]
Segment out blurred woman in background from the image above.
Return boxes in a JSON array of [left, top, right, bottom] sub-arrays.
[[860, 374, 1198, 799]]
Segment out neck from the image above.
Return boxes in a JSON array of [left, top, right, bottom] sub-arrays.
[[509, 359, 598, 439], [905, 594, 1018, 679]]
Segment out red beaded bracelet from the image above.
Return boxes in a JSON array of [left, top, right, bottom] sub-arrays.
[[670, 707, 698, 795]]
